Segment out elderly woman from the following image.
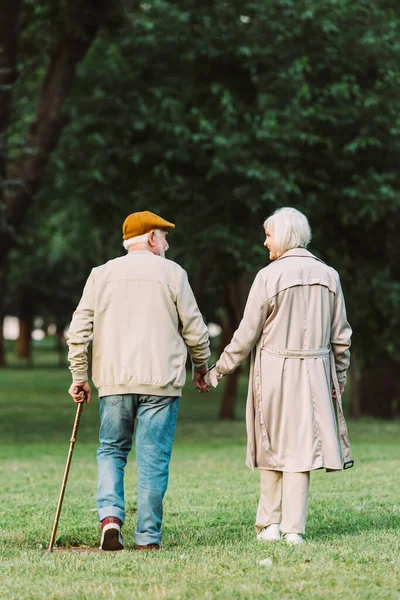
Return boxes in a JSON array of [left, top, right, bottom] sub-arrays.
[[205, 207, 353, 544]]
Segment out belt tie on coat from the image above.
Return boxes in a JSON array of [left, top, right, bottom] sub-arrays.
[[258, 344, 354, 470]]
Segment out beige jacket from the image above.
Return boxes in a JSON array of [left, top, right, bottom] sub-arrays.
[[212, 248, 353, 472], [67, 251, 210, 397]]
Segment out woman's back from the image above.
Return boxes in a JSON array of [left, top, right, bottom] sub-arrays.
[[261, 248, 341, 352]]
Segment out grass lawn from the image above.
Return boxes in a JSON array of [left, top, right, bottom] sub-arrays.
[[0, 344, 399, 599]]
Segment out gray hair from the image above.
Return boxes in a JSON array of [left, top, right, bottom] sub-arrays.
[[122, 229, 164, 251], [263, 207, 311, 256]]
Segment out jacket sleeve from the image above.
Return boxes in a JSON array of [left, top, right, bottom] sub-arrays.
[[216, 272, 269, 377], [66, 271, 95, 382], [331, 277, 352, 387], [176, 269, 210, 372]]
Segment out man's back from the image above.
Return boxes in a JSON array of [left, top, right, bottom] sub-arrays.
[[93, 251, 184, 340], [68, 251, 210, 398]]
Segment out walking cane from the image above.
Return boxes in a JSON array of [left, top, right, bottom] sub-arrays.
[[48, 387, 86, 552]]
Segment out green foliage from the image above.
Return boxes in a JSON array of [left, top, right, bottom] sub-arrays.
[[7, 0, 400, 370]]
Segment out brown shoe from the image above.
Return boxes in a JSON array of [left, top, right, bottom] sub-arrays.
[[100, 517, 124, 551], [135, 544, 161, 551]]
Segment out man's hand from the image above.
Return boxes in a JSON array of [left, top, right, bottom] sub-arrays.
[[68, 381, 91, 405], [199, 374, 210, 393], [332, 385, 344, 399], [193, 369, 209, 393]]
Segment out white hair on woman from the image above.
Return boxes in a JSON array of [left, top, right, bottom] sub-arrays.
[[263, 207, 312, 257], [122, 229, 164, 251]]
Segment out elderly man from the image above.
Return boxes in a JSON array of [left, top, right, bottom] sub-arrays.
[[67, 211, 210, 551]]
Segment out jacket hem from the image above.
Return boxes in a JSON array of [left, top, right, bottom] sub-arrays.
[[97, 382, 182, 398], [255, 463, 342, 473]]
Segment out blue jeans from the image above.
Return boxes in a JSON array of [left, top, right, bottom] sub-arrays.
[[96, 394, 179, 546]]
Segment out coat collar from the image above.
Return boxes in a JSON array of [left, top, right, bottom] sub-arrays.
[[276, 248, 325, 264]]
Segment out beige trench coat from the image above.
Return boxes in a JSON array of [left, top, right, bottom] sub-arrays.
[[214, 248, 353, 473]]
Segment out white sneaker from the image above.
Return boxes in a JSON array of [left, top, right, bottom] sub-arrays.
[[257, 524, 281, 541], [285, 533, 304, 545]]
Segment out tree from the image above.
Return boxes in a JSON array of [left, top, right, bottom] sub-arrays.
[[46, 0, 398, 416], [0, 0, 113, 365], [6, 197, 101, 362], [5, 0, 400, 418]]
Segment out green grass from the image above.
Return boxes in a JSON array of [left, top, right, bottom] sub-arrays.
[[0, 348, 400, 599]]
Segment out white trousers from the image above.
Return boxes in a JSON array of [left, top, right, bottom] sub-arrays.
[[255, 470, 310, 535]]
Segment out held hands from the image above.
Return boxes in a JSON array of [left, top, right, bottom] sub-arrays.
[[193, 369, 210, 393], [332, 385, 344, 399], [68, 381, 91, 405]]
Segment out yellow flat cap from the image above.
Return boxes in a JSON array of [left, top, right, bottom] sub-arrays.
[[122, 211, 175, 240]]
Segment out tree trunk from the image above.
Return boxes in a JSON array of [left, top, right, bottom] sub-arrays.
[[0, 313, 5, 367], [218, 275, 252, 420], [17, 318, 32, 362], [218, 311, 236, 420], [4, 0, 110, 243], [16, 283, 34, 362], [0, 262, 6, 366], [0, 1, 110, 358], [0, 1, 21, 366], [0, 0, 20, 175], [359, 359, 400, 419]]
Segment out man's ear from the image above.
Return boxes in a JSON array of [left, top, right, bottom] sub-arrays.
[[148, 230, 156, 247]]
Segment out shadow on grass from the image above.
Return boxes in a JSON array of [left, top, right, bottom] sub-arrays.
[[13, 493, 400, 552], [160, 500, 400, 548]]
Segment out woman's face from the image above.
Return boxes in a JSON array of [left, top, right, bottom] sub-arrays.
[[264, 228, 278, 260]]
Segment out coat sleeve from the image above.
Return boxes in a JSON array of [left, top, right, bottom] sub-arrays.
[[216, 272, 269, 377], [176, 269, 210, 372], [330, 277, 352, 387], [66, 271, 95, 382]]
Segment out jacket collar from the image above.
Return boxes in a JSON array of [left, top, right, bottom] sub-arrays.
[[276, 248, 325, 264]]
